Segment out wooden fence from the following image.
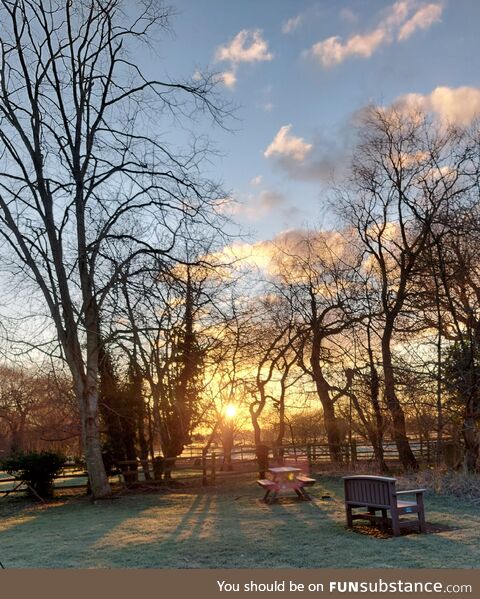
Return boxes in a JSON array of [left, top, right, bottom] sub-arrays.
[[0, 437, 457, 497], [0, 466, 90, 497]]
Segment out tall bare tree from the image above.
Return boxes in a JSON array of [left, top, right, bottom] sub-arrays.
[[426, 198, 480, 471], [0, 0, 225, 496], [268, 231, 363, 462], [339, 106, 474, 470]]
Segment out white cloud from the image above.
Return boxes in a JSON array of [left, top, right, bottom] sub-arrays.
[[218, 70, 237, 89], [214, 29, 272, 88], [394, 86, 480, 126], [250, 175, 263, 186], [307, 0, 443, 68], [218, 190, 288, 221], [282, 14, 303, 34], [215, 29, 273, 65], [264, 126, 346, 183], [264, 125, 313, 162], [398, 3, 443, 40], [310, 29, 387, 67]]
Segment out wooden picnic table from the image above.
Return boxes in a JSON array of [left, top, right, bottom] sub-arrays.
[[257, 466, 315, 503]]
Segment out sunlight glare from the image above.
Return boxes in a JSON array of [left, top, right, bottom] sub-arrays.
[[224, 404, 237, 419]]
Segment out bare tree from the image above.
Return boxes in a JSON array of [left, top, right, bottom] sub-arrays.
[[0, 364, 79, 454], [115, 233, 234, 474], [267, 230, 364, 462], [338, 106, 474, 470], [0, 0, 226, 496], [426, 196, 480, 471]]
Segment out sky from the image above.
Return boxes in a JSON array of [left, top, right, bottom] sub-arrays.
[[145, 0, 480, 244], [4, 0, 479, 360]]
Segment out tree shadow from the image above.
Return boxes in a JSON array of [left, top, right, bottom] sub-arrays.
[[0, 494, 170, 567]]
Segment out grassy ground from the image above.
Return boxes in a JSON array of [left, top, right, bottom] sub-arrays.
[[0, 474, 478, 568]]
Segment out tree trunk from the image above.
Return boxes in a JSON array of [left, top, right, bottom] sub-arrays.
[[309, 331, 342, 462], [310, 361, 342, 462], [381, 326, 418, 471], [349, 390, 388, 473], [462, 413, 479, 473], [368, 361, 389, 473], [137, 410, 152, 481], [250, 404, 262, 447], [10, 414, 27, 453], [371, 433, 389, 473], [221, 424, 234, 471], [322, 400, 343, 463], [82, 390, 111, 498], [274, 396, 286, 465], [73, 360, 111, 498]]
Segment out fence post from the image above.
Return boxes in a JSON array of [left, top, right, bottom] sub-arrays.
[[211, 451, 216, 484], [307, 444, 312, 470], [350, 439, 357, 467], [202, 448, 208, 486]]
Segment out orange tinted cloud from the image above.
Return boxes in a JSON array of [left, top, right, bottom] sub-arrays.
[[307, 1, 443, 68]]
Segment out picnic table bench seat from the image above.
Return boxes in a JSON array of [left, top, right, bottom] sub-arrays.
[[257, 478, 278, 502], [296, 475, 316, 486], [343, 475, 426, 537], [257, 479, 277, 489]]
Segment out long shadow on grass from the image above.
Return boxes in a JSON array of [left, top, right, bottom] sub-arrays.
[[87, 491, 252, 567], [0, 494, 171, 568], [165, 493, 213, 541]]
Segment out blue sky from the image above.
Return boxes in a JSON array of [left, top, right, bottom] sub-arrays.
[[150, 0, 480, 242]]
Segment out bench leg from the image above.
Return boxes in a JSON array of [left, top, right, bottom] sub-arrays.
[[391, 508, 401, 537], [296, 487, 311, 500], [268, 490, 278, 503], [346, 506, 353, 528], [381, 509, 388, 530], [368, 507, 377, 526], [417, 495, 426, 533], [263, 489, 271, 502]]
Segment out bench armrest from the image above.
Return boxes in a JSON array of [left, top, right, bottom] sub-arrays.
[[394, 488, 426, 496]]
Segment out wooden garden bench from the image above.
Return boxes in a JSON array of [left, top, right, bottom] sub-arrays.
[[343, 475, 426, 537]]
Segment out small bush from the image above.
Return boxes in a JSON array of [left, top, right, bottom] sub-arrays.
[[1, 451, 66, 500]]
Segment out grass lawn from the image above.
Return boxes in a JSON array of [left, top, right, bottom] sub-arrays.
[[0, 474, 479, 568]]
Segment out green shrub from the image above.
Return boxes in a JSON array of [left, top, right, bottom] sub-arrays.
[[1, 451, 66, 499]]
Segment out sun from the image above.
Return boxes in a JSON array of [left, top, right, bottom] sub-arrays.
[[224, 404, 237, 419]]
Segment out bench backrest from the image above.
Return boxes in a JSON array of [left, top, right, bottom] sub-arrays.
[[343, 475, 397, 508]]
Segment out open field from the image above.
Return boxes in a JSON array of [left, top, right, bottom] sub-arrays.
[[0, 474, 479, 568]]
